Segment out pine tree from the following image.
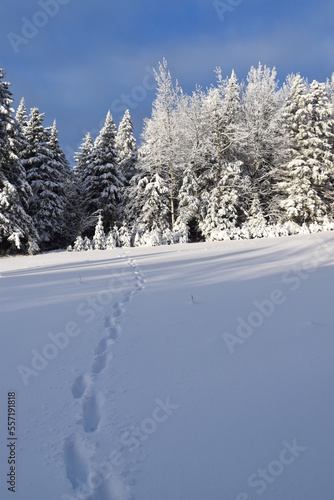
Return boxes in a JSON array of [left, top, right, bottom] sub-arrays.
[[92, 213, 106, 250], [0, 70, 37, 253], [175, 163, 200, 242], [116, 110, 138, 184], [200, 162, 242, 239], [74, 132, 93, 183], [16, 97, 28, 128], [84, 112, 125, 230], [137, 172, 170, 236], [23, 108, 66, 248], [276, 75, 334, 224], [73, 132, 95, 236], [122, 167, 149, 232], [46, 120, 75, 246]]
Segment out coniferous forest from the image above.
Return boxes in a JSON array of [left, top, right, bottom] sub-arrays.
[[1, 60, 334, 255]]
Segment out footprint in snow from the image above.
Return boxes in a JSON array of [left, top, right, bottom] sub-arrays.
[[82, 391, 104, 433], [91, 352, 109, 374], [71, 374, 91, 400], [64, 435, 90, 490]]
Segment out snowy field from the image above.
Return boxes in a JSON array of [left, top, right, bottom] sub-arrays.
[[1, 232, 334, 500]]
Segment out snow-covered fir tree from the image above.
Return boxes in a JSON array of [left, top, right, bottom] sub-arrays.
[[174, 162, 200, 242], [276, 75, 334, 224], [134, 172, 171, 243], [200, 162, 242, 240], [115, 110, 138, 184], [16, 97, 28, 128], [0, 70, 38, 253], [73, 132, 96, 235], [47, 120, 77, 246], [84, 111, 125, 231], [23, 108, 67, 248], [74, 132, 93, 184], [92, 212, 106, 250]]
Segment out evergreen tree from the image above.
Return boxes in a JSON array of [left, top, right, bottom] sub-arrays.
[[0, 70, 37, 253], [73, 132, 95, 236], [200, 162, 242, 239], [47, 120, 76, 246], [277, 76, 334, 224], [84, 111, 125, 230], [23, 108, 66, 248], [175, 163, 200, 242], [74, 132, 93, 183], [137, 172, 170, 234], [92, 213, 106, 250], [122, 168, 148, 231], [16, 97, 28, 128], [115, 109, 138, 184]]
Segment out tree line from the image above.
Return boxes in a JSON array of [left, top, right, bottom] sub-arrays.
[[1, 60, 334, 254]]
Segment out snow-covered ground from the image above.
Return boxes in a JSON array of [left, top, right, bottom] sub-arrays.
[[1, 232, 334, 500]]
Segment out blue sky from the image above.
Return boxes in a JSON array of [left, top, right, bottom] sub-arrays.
[[0, 0, 333, 162]]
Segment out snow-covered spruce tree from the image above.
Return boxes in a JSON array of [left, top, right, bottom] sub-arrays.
[[139, 59, 181, 232], [73, 132, 97, 236], [105, 229, 116, 249], [326, 73, 334, 153], [115, 110, 139, 233], [197, 76, 243, 239], [174, 162, 200, 242], [237, 63, 283, 222], [47, 120, 78, 247], [275, 75, 334, 225], [23, 108, 67, 249], [118, 223, 131, 247], [84, 111, 125, 232], [132, 171, 171, 245], [116, 109, 138, 184], [0, 70, 38, 253], [73, 235, 85, 252], [122, 167, 147, 233], [74, 132, 93, 183], [199, 162, 242, 240], [92, 212, 106, 250], [16, 97, 28, 127], [241, 193, 268, 239], [306, 80, 334, 214]]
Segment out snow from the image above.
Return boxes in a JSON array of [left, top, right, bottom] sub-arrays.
[[1, 232, 334, 499]]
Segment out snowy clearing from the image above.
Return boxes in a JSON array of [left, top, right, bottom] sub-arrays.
[[1, 232, 334, 500]]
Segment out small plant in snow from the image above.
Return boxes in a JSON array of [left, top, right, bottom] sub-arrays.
[[93, 213, 106, 250], [83, 236, 92, 251], [73, 235, 84, 252]]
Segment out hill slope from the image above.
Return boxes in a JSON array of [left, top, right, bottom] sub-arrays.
[[1, 232, 334, 499]]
